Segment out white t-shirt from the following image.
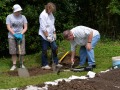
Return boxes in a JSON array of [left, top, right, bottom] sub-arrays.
[[70, 26, 100, 51], [38, 10, 55, 40], [6, 13, 27, 38]]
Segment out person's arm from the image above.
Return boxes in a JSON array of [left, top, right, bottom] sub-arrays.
[[52, 15, 56, 40], [21, 23, 27, 34], [43, 31, 48, 37], [6, 24, 18, 40], [53, 31, 56, 40], [40, 14, 48, 37], [40, 15, 53, 42], [21, 16, 28, 34], [6, 15, 15, 35], [70, 41, 76, 63], [86, 31, 93, 50], [6, 24, 15, 35], [71, 51, 75, 64]]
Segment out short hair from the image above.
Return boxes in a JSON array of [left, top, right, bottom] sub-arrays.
[[63, 30, 71, 39], [45, 2, 56, 13]]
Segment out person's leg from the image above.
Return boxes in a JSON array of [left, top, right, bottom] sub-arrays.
[[11, 54, 17, 65], [87, 49, 95, 65], [8, 38, 17, 70], [50, 41, 58, 65], [79, 46, 87, 66], [87, 35, 100, 66], [10, 54, 17, 70], [40, 36, 49, 66]]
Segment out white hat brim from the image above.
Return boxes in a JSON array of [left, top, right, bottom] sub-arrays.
[[14, 8, 22, 12]]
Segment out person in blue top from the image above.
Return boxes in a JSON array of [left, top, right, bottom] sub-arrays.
[[6, 4, 28, 71]]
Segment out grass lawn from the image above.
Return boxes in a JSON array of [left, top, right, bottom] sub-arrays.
[[0, 39, 120, 89]]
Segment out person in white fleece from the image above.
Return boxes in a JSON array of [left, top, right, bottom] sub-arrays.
[[38, 2, 62, 70], [63, 25, 100, 68]]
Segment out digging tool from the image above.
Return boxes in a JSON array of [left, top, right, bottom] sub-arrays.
[[57, 61, 74, 75], [57, 68, 72, 75], [59, 51, 70, 63], [17, 40, 30, 77], [71, 66, 93, 72], [51, 50, 56, 72], [57, 66, 93, 75], [56, 51, 70, 75], [56, 66, 61, 75]]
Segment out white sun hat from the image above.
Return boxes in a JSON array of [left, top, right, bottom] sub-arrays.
[[13, 4, 22, 12]]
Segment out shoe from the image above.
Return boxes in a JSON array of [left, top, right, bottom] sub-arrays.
[[85, 66, 93, 71], [88, 64, 96, 68], [21, 64, 26, 68], [92, 64, 96, 68], [42, 65, 51, 70], [89, 64, 96, 68], [56, 64, 63, 68], [10, 65, 16, 71]]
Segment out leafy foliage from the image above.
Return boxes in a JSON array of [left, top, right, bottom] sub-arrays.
[[0, 0, 120, 56], [107, 0, 120, 15]]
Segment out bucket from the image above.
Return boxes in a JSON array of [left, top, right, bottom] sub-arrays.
[[112, 56, 120, 68]]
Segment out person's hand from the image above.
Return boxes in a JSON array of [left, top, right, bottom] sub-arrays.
[[71, 58, 75, 65], [47, 36, 54, 42], [86, 43, 92, 50], [18, 33, 23, 41], [53, 34, 56, 40], [13, 33, 23, 41], [13, 33, 19, 40]]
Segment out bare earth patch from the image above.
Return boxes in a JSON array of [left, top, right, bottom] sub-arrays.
[[7, 53, 79, 76]]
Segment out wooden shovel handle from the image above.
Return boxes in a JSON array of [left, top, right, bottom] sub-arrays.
[[59, 51, 70, 63]]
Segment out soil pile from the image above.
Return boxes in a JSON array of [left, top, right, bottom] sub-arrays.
[[48, 69, 120, 90]]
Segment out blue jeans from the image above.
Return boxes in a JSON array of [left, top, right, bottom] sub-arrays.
[[79, 35, 100, 66], [40, 36, 58, 66]]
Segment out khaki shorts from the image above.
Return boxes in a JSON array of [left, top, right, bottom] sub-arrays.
[[8, 36, 26, 55]]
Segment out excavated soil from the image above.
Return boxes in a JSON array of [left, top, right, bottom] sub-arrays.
[[47, 69, 120, 90]]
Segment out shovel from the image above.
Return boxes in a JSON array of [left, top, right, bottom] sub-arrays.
[[17, 40, 30, 77], [57, 59, 73, 75], [51, 50, 56, 72], [56, 51, 70, 75], [71, 66, 93, 72], [58, 51, 70, 63]]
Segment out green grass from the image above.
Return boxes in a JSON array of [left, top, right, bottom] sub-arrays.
[[0, 40, 120, 89]]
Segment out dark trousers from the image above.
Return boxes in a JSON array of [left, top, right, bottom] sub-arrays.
[[40, 36, 58, 66]]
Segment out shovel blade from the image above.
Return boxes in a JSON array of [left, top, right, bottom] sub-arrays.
[[52, 63, 56, 72], [18, 68, 30, 77]]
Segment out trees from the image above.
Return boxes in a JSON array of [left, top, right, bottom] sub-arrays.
[[0, 0, 120, 56]]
